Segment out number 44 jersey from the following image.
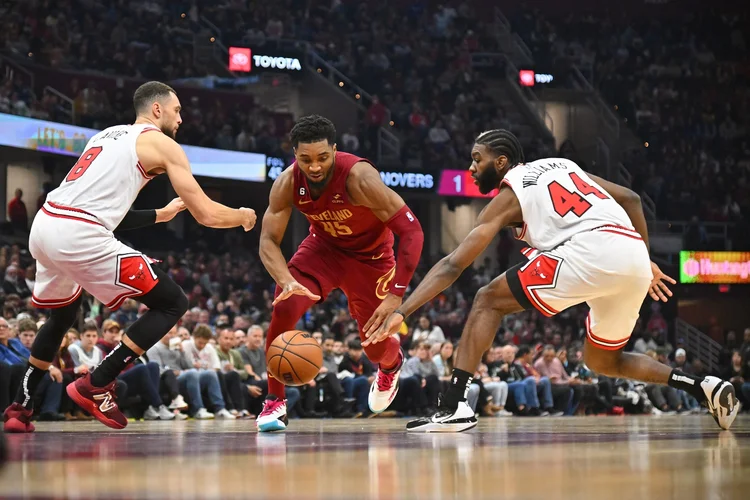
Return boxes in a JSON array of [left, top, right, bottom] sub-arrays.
[[45, 124, 160, 232], [501, 158, 634, 251]]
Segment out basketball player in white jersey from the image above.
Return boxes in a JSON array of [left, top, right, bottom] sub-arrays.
[[365, 129, 740, 432], [3, 81, 256, 432]]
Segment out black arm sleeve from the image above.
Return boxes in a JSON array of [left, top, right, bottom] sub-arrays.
[[115, 209, 157, 231]]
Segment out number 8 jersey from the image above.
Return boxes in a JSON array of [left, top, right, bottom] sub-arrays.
[[45, 124, 160, 231], [501, 158, 634, 251]]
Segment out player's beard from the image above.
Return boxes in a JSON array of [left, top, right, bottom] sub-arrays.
[[161, 125, 176, 140], [306, 159, 335, 190], [476, 166, 502, 195]]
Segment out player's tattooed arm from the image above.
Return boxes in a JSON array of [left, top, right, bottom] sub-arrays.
[[587, 173, 650, 252], [365, 186, 522, 345], [260, 169, 321, 304]]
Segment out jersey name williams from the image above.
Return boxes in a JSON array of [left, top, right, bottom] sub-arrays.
[[521, 162, 570, 188]]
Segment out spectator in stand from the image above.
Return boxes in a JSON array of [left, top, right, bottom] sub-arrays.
[[515, 345, 564, 416], [182, 324, 235, 419], [496, 345, 544, 416], [7, 189, 27, 232], [216, 325, 253, 418], [238, 324, 299, 417], [51, 328, 90, 420], [338, 339, 375, 416], [411, 316, 446, 346], [0, 317, 63, 420], [96, 319, 175, 421], [401, 342, 441, 413], [234, 329, 246, 349], [432, 341, 454, 382], [17, 318, 36, 349], [721, 349, 750, 407], [642, 350, 684, 414], [147, 326, 220, 420]]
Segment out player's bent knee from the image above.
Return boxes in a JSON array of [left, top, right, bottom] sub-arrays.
[[583, 342, 622, 376]]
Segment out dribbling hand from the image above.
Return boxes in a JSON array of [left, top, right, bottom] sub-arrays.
[[649, 261, 676, 302], [239, 207, 257, 232], [272, 281, 321, 306]]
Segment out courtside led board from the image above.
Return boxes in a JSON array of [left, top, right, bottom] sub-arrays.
[[679, 251, 750, 284]]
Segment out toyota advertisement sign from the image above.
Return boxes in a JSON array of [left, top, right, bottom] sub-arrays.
[[228, 47, 303, 77]]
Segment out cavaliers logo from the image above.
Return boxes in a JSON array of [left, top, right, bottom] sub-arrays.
[[375, 266, 396, 300], [332, 193, 344, 204]]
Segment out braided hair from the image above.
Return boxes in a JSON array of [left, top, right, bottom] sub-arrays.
[[474, 129, 525, 167]]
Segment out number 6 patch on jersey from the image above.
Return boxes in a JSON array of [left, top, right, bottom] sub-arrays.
[[507, 253, 563, 317]]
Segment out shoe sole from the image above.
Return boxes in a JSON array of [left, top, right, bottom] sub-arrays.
[[3, 419, 34, 433], [257, 419, 287, 432], [368, 378, 400, 414], [406, 419, 478, 433], [66, 383, 127, 430]]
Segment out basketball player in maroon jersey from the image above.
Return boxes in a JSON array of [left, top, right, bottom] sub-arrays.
[[257, 115, 424, 431]]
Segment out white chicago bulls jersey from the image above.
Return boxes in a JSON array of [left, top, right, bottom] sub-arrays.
[[46, 124, 159, 231], [501, 158, 633, 251]]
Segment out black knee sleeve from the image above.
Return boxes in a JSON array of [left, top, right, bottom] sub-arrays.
[[30, 295, 82, 362], [125, 268, 188, 351], [139, 267, 189, 317]]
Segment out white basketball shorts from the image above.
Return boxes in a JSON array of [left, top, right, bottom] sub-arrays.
[[29, 201, 159, 311], [506, 225, 652, 350]]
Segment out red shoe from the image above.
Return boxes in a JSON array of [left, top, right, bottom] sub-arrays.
[[66, 374, 127, 429], [3, 403, 35, 433], [609, 406, 625, 416]]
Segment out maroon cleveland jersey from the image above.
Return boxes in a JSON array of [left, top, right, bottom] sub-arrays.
[[292, 152, 394, 258]]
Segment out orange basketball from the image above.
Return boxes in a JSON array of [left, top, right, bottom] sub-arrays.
[[266, 330, 323, 386]]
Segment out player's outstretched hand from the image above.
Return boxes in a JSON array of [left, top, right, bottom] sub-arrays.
[[272, 281, 321, 306], [240, 207, 257, 231], [649, 261, 676, 302], [156, 197, 187, 223], [363, 294, 402, 339], [363, 310, 404, 347]]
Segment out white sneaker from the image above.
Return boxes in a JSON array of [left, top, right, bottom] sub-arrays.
[[143, 406, 160, 420], [368, 351, 404, 413], [495, 409, 513, 417], [700, 376, 741, 430], [169, 395, 188, 411], [194, 408, 215, 420], [406, 401, 477, 433], [215, 408, 236, 419], [256, 396, 288, 432], [157, 405, 176, 420], [174, 411, 188, 420]]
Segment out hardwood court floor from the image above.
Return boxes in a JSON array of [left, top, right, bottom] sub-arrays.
[[1, 415, 749, 500]]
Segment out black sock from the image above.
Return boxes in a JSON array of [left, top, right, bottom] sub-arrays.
[[90, 343, 137, 387], [13, 364, 47, 409], [667, 369, 705, 402], [440, 368, 473, 410]]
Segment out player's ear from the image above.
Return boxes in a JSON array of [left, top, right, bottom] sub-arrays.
[[332, 143, 337, 154], [494, 154, 507, 171]]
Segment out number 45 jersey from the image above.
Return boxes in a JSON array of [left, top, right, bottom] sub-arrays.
[[501, 158, 634, 251], [44, 124, 159, 232], [292, 151, 395, 260]]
